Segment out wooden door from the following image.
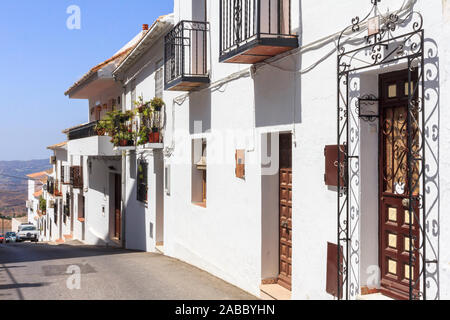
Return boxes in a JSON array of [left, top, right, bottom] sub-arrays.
[[114, 174, 122, 240], [379, 70, 419, 299], [278, 133, 292, 290]]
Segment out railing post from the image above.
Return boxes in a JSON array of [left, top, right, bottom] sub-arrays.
[[256, 0, 261, 40]]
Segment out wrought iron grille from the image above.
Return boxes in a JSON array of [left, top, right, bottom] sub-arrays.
[[164, 20, 209, 89], [219, 0, 294, 57], [67, 121, 99, 141], [336, 0, 438, 300], [137, 160, 148, 203], [70, 166, 83, 189]]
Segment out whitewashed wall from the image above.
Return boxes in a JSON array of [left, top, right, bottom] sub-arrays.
[[162, 0, 450, 300]]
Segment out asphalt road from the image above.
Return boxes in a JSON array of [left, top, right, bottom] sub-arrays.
[[0, 242, 257, 300]]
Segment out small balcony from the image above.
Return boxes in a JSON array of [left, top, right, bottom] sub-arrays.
[[164, 20, 210, 91], [66, 121, 120, 157], [219, 0, 298, 64]]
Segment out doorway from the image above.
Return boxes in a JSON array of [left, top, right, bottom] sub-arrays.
[[378, 69, 419, 299], [114, 174, 122, 240], [278, 133, 292, 290]]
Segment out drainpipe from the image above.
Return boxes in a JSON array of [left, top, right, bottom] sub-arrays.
[[120, 82, 127, 249]]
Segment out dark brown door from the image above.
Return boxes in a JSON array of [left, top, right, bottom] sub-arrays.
[[379, 70, 419, 300], [114, 174, 122, 240], [278, 133, 292, 290]]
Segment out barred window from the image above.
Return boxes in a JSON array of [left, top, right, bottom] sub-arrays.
[[137, 160, 148, 203], [70, 166, 83, 189]]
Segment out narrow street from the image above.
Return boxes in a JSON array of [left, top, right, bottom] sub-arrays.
[[0, 242, 256, 300]]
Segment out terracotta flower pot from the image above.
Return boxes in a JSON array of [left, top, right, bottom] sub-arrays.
[[153, 132, 160, 143], [120, 140, 128, 147]]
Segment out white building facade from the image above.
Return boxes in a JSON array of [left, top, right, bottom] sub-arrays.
[[48, 0, 450, 300]]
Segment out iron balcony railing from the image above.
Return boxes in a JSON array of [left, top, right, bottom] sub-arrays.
[[164, 20, 210, 90], [67, 121, 99, 141], [219, 0, 296, 60]]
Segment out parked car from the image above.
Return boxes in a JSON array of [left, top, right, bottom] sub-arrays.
[[0, 234, 4, 243], [16, 226, 39, 243], [5, 232, 17, 243], [18, 223, 34, 232]]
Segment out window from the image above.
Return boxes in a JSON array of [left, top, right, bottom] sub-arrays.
[[137, 160, 148, 203], [78, 195, 85, 220], [165, 164, 171, 196], [131, 81, 136, 108], [192, 139, 206, 207], [70, 166, 83, 189], [155, 60, 164, 98]]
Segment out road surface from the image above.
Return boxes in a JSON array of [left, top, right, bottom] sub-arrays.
[[0, 241, 256, 300]]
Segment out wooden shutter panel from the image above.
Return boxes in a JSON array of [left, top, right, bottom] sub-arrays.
[[235, 149, 245, 179], [155, 68, 164, 98], [324, 145, 346, 187]]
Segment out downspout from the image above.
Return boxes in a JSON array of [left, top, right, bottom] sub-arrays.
[[119, 80, 127, 249]]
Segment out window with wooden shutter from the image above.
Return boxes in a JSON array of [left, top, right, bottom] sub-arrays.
[[155, 62, 164, 98], [137, 160, 148, 203], [235, 149, 245, 179]]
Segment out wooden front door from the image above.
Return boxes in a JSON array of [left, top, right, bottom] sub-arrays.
[[114, 174, 122, 240], [379, 70, 419, 299], [278, 133, 292, 290]]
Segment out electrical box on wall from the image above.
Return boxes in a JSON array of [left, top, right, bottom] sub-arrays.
[[324, 145, 346, 187]]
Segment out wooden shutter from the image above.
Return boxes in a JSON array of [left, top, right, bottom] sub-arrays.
[[155, 67, 164, 98], [235, 149, 245, 179], [324, 145, 346, 187], [326, 242, 343, 299]]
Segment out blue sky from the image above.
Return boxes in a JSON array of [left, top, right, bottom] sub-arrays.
[[0, 0, 173, 161]]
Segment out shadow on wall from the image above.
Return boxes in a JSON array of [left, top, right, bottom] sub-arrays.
[[189, 89, 211, 134], [423, 37, 440, 300], [254, 0, 303, 129], [125, 152, 147, 252]]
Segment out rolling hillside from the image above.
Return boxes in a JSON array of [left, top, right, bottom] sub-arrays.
[[0, 159, 51, 217]]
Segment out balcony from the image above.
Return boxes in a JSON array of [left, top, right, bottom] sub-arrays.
[[219, 0, 298, 64], [164, 20, 210, 91], [66, 121, 120, 157]]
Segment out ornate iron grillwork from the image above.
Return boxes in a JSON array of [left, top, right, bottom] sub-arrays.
[[219, 0, 297, 62], [336, 1, 437, 300], [164, 20, 210, 90], [137, 160, 148, 203], [67, 121, 99, 141]]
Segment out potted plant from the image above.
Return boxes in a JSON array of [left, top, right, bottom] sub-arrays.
[[150, 126, 160, 143], [95, 121, 106, 136], [150, 97, 165, 112]]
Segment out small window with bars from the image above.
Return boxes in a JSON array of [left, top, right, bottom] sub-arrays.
[[137, 160, 148, 203], [70, 166, 83, 189]]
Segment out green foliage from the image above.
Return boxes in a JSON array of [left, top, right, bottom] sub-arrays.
[[96, 110, 136, 146], [150, 97, 165, 111], [137, 125, 150, 146], [39, 196, 46, 213]]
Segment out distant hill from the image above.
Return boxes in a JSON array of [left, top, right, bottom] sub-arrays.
[[0, 159, 51, 218]]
